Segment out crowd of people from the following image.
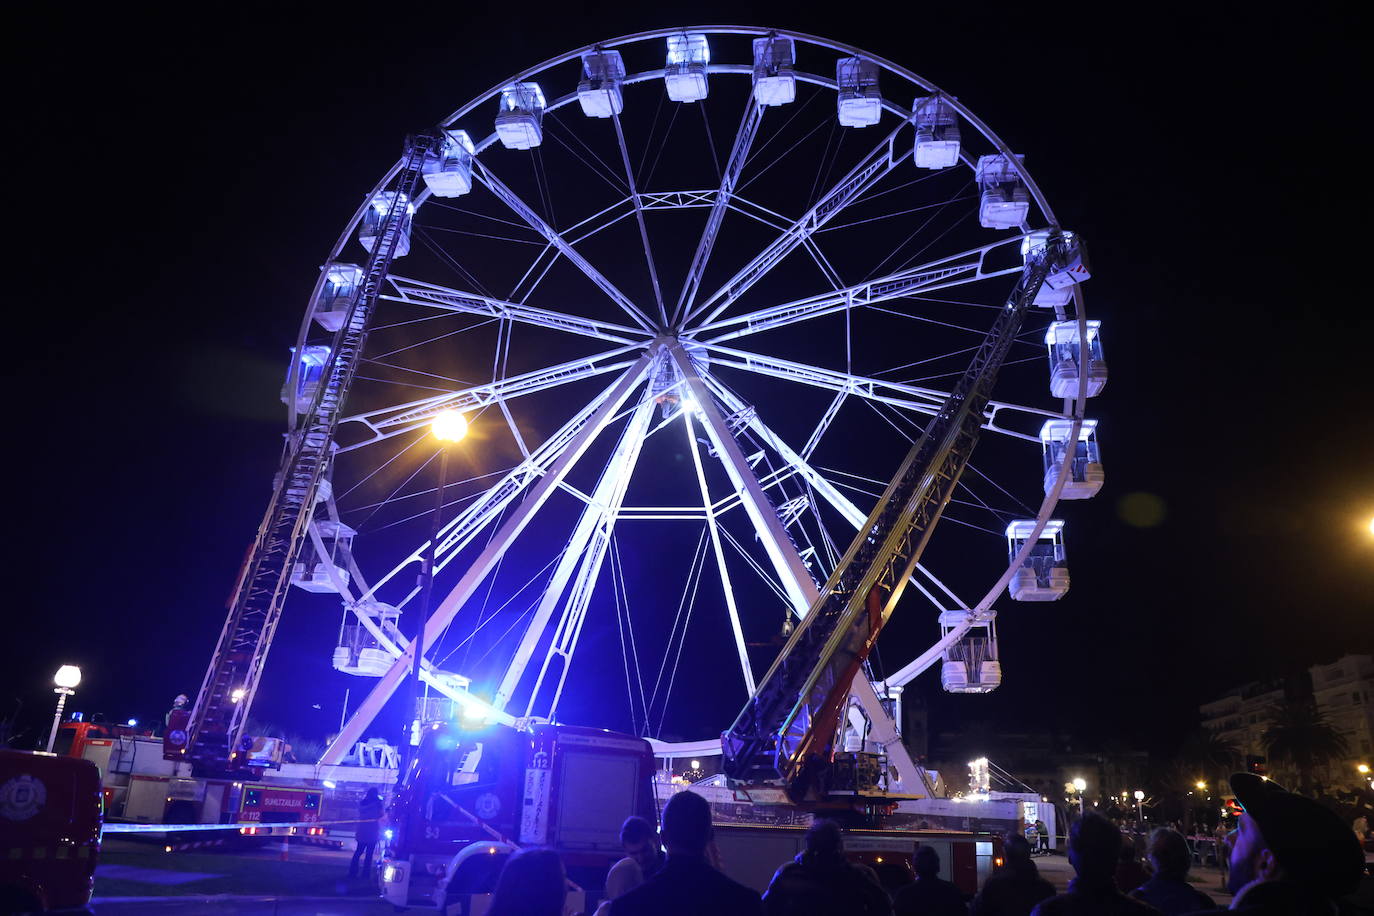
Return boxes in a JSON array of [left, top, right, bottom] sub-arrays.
[[352, 772, 1369, 915]]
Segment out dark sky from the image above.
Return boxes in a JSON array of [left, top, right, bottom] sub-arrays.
[[8, 2, 1370, 760]]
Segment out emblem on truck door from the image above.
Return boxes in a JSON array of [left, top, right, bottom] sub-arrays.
[[0, 774, 47, 821]]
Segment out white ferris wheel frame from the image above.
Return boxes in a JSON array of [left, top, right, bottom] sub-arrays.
[[286, 27, 1096, 781]]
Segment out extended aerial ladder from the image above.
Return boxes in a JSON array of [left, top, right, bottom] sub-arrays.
[[721, 231, 1073, 801], [170, 133, 440, 776]]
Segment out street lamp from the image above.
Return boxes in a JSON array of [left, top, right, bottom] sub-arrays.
[[408, 410, 468, 757], [1195, 780, 1207, 791], [1134, 789, 1145, 828], [46, 665, 82, 752], [1072, 777, 1087, 815]]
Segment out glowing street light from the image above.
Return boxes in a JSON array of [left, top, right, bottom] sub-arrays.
[[46, 665, 82, 752], [1133, 789, 1145, 827], [408, 411, 469, 758], [431, 409, 469, 443], [1358, 763, 1370, 775], [1070, 777, 1087, 815], [1195, 780, 1207, 790]]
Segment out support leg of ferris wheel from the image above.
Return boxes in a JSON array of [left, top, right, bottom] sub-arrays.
[[670, 346, 920, 793], [667, 343, 815, 613], [683, 410, 756, 695], [319, 355, 653, 765], [492, 389, 655, 715]]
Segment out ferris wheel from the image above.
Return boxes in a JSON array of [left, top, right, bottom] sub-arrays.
[[272, 27, 1105, 780]]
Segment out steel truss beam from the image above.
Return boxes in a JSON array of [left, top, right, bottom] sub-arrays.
[[338, 345, 642, 453], [320, 355, 653, 764], [686, 121, 908, 329], [472, 161, 658, 332], [385, 276, 649, 344], [695, 236, 1030, 345], [493, 390, 655, 714]]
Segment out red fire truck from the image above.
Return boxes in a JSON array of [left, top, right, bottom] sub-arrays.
[[382, 720, 657, 909], [382, 720, 1002, 912], [0, 750, 102, 914]]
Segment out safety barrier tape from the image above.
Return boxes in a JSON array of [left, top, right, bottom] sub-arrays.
[[102, 819, 363, 835]]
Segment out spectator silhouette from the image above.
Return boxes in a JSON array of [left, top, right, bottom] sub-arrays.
[[1128, 828, 1210, 915], [763, 818, 891, 916], [610, 790, 763, 916], [1209, 772, 1364, 914], [1113, 835, 1149, 896], [970, 835, 1053, 916], [893, 845, 967, 916], [1028, 812, 1157, 915], [488, 847, 567, 916], [348, 787, 383, 879], [596, 816, 664, 916]]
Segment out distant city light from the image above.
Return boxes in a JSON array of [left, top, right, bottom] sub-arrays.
[[1358, 763, 1370, 775], [690, 760, 700, 770]]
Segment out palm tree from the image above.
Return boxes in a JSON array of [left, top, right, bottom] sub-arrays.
[[1262, 702, 1349, 795], [1178, 729, 1240, 787]]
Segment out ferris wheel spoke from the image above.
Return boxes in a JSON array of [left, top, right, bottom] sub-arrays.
[[706, 345, 1061, 442], [685, 120, 908, 329], [472, 159, 658, 332], [608, 113, 669, 326], [494, 390, 655, 715], [386, 275, 649, 344], [337, 344, 643, 453], [695, 235, 1029, 344], [322, 356, 653, 765], [675, 98, 766, 324], [683, 411, 756, 695]]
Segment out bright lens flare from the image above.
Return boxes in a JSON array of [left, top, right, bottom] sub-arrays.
[[1368, 516, 1374, 536], [432, 410, 469, 443]]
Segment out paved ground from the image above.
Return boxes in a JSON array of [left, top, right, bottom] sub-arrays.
[[92, 838, 394, 913]]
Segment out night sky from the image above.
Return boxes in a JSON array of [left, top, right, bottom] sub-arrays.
[[9, 3, 1370, 761]]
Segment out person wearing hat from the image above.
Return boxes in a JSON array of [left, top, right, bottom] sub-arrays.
[[1208, 772, 1366, 914]]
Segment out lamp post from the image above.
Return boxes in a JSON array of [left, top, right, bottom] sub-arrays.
[[46, 665, 82, 752], [1134, 789, 1145, 829], [1072, 777, 1087, 815], [407, 409, 468, 759]]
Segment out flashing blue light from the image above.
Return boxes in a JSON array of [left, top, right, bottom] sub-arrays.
[[126, 718, 138, 727], [384, 828, 395, 841], [323, 780, 337, 789]]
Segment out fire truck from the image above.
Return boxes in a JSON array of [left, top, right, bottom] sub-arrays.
[[0, 750, 102, 913], [382, 720, 656, 909]]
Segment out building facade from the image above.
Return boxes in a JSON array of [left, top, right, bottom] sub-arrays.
[[1199, 653, 1374, 791]]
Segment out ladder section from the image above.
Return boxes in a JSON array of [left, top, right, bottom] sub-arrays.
[[180, 133, 439, 776], [721, 233, 1070, 800]]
